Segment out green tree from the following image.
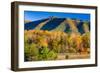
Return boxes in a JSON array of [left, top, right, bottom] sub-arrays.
[[24, 43, 39, 61], [38, 47, 57, 60]]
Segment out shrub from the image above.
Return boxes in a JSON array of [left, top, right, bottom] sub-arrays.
[[68, 48, 77, 53], [24, 43, 38, 61], [37, 47, 57, 60], [65, 54, 69, 59]]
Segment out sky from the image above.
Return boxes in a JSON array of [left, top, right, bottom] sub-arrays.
[[24, 11, 90, 21]]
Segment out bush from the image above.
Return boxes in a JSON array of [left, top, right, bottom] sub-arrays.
[[47, 50, 57, 60], [65, 54, 69, 59], [38, 47, 57, 60], [24, 43, 38, 61], [68, 48, 77, 53]]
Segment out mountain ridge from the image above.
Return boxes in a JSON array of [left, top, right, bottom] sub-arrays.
[[24, 17, 90, 34]]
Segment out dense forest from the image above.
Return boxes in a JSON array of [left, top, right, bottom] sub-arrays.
[[24, 30, 90, 61]]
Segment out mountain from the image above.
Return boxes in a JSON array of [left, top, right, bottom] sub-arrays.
[[24, 18, 49, 30], [24, 16, 90, 34], [24, 20, 32, 24]]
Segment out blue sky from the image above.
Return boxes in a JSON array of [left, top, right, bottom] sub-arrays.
[[24, 11, 90, 21]]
